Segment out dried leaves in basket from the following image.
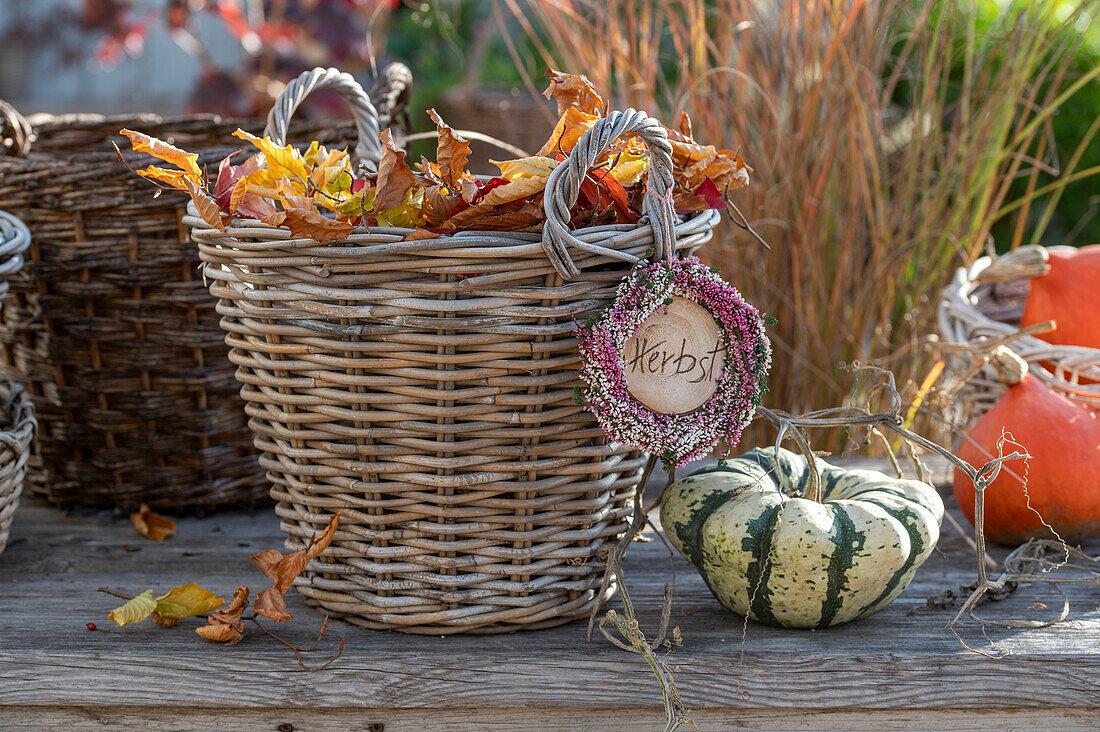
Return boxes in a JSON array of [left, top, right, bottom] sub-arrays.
[[120, 71, 750, 243]]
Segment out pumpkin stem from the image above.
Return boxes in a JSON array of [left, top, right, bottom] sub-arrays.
[[758, 406, 823, 502], [989, 345, 1028, 386]]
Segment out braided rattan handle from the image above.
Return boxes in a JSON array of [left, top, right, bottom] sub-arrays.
[[0, 100, 32, 157], [975, 245, 1051, 284], [0, 210, 30, 277], [264, 67, 383, 168], [542, 109, 676, 280]]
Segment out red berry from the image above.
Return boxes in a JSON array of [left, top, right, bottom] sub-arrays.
[[86, 622, 97, 631]]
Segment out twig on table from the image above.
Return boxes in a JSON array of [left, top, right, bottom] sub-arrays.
[[249, 614, 345, 672]]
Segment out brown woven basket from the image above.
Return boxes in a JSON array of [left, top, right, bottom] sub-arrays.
[[186, 69, 721, 633], [0, 67, 409, 513], [938, 244, 1100, 428]]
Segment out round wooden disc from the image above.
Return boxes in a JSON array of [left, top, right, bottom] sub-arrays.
[[623, 296, 727, 415]]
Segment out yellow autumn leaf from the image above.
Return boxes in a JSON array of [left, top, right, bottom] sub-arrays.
[[376, 187, 424, 229], [309, 148, 353, 194], [154, 582, 225, 619], [609, 152, 650, 186], [232, 129, 310, 186], [120, 129, 202, 182], [490, 156, 560, 181], [108, 589, 157, 627]]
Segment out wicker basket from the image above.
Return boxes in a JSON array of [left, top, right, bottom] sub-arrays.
[[186, 70, 721, 633], [938, 245, 1100, 428], [0, 210, 34, 557], [0, 68, 409, 512]]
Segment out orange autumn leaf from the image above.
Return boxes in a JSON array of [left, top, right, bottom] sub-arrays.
[[253, 586, 293, 623], [426, 108, 471, 188], [279, 207, 355, 243], [130, 504, 175, 541], [197, 586, 249, 643], [135, 165, 192, 191], [184, 178, 226, 231], [151, 611, 179, 628], [120, 129, 202, 182], [372, 129, 416, 213], [543, 69, 606, 117], [249, 513, 340, 623], [536, 107, 600, 157]]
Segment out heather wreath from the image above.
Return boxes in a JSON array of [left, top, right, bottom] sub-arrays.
[[575, 257, 772, 469]]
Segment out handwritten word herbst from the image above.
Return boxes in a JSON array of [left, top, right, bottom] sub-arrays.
[[625, 336, 724, 384]]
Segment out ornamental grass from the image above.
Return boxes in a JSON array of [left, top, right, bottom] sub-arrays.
[[505, 0, 1100, 448]]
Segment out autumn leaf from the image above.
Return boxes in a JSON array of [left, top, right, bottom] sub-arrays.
[[309, 147, 354, 194], [120, 129, 202, 182], [420, 184, 462, 227], [441, 176, 550, 229], [196, 621, 243, 643], [135, 165, 192, 191], [184, 178, 227, 231], [426, 108, 471, 188], [376, 188, 424, 229], [543, 69, 606, 117], [253, 586, 293, 623], [130, 504, 176, 541], [608, 152, 650, 187], [372, 129, 416, 213], [197, 586, 249, 643], [491, 156, 560, 180], [401, 229, 439, 241], [232, 129, 310, 186], [151, 612, 179, 628], [155, 582, 225, 619], [108, 589, 157, 626], [537, 107, 600, 157], [278, 207, 355, 243], [250, 513, 340, 595]]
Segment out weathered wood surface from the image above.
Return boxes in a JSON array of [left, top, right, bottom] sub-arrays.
[[1, 457, 1098, 731]]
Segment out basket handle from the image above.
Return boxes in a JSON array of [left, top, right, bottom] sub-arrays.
[[263, 67, 383, 169], [541, 109, 676, 280], [0, 99, 33, 157]]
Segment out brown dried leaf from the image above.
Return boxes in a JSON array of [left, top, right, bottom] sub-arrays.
[[151, 611, 179, 628], [372, 128, 416, 213], [184, 177, 226, 231], [420, 184, 462, 227], [543, 69, 605, 117], [253, 585, 293, 623], [401, 229, 439, 242], [250, 550, 283, 581], [280, 207, 354, 243], [441, 177, 550, 229], [196, 621, 244, 643], [679, 110, 693, 139], [210, 586, 250, 627], [130, 504, 176, 541], [426, 108, 471, 188]]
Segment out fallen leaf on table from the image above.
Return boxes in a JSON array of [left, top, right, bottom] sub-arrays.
[[253, 585, 293, 623], [155, 582, 225, 619], [197, 586, 249, 643], [130, 504, 176, 541], [151, 611, 179, 628], [108, 589, 156, 626]]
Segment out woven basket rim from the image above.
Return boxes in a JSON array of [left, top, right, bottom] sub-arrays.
[[939, 244, 1100, 404]]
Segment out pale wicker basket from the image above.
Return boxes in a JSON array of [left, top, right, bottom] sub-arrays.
[[186, 68, 720, 633], [0, 209, 34, 556], [938, 245, 1100, 428]]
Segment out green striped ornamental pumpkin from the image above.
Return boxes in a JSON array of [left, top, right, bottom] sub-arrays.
[[661, 447, 944, 628]]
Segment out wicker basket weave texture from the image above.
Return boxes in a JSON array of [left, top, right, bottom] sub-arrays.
[[187, 70, 721, 633], [0, 69, 409, 512], [938, 244, 1100, 429], [0, 209, 34, 556]]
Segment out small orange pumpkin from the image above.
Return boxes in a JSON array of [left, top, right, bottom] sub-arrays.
[[954, 348, 1100, 545], [1019, 244, 1100, 348]]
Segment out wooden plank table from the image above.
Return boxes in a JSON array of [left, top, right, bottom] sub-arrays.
[[1, 459, 1098, 730]]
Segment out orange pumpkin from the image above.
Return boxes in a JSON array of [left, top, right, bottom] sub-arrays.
[[1019, 244, 1100, 348], [954, 348, 1100, 545]]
